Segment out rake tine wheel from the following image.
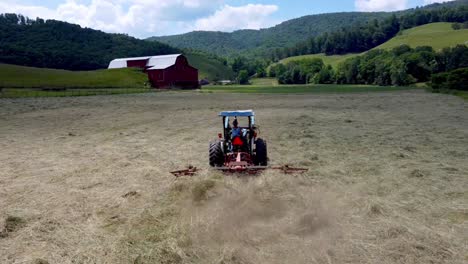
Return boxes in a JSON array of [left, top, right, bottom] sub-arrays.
[[271, 165, 309, 174], [171, 166, 198, 177]]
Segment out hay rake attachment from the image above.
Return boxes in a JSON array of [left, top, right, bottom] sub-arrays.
[[170, 164, 308, 177], [270, 165, 309, 174], [170, 166, 198, 177]]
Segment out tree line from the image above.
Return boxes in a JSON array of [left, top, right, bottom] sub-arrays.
[[270, 5, 468, 61], [269, 45, 468, 89]]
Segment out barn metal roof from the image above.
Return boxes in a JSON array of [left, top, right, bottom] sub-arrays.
[[146, 54, 182, 70], [108, 54, 182, 69], [219, 110, 255, 117]]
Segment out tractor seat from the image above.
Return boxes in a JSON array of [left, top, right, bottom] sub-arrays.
[[232, 136, 244, 147]]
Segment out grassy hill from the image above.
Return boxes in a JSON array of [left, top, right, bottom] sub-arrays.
[[0, 52, 233, 89], [186, 53, 234, 80], [0, 63, 148, 88], [374, 22, 468, 50], [250, 78, 279, 86], [275, 22, 468, 69], [278, 53, 361, 69]]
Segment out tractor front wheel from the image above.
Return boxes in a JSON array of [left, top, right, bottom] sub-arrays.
[[254, 138, 268, 166], [209, 141, 224, 167]]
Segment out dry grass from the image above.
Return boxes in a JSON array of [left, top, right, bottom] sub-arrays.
[[0, 90, 467, 263], [0, 216, 26, 238], [181, 174, 340, 264]]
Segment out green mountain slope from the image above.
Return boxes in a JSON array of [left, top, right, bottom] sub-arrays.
[[148, 0, 467, 57], [275, 22, 468, 68], [186, 53, 234, 80], [375, 22, 468, 50], [0, 63, 148, 88], [149, 12, 390, 57]]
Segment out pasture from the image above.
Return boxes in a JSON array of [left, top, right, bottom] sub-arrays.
[[278, 53, 360, 69], [0, 64, 148, 89], [276, 22, 468, 69], [375, 22, 468, 51], [0, 90, 467, 263]]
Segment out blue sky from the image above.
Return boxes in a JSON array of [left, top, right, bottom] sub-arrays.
[[0, 0, 453, 37]]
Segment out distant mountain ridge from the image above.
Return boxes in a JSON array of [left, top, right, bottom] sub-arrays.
[[149, 12, 390, 56], [148, 0, 468, 57]]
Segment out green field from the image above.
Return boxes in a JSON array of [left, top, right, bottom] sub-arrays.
[[375, 22, 468, 51], [0, 63, 148, 88], [275, 23, 468, 69], [203, 84, 415, 94], [0, 88, 152, 98], [278, 53, 361, 68], [456, 91, 468, 100], [186, 53, 234, 80], [250, 77, 279, 86]]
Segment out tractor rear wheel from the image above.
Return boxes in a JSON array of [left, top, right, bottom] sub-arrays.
[[254, 138, 268, 166], [209, 141, 224, 167]]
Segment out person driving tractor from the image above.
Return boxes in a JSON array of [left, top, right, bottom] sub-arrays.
[[231, 118, 241, 138], [230, 118, 246, 151]]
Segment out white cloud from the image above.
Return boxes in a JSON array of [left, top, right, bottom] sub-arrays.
[[355, 0, 408, 12], [195, 4, 278, 32], [423, 0, 455, 4], [0, 0, 236, 37], [0, 1, 57, 20]]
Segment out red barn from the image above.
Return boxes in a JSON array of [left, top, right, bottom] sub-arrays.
[[108, 54, 199, 89]]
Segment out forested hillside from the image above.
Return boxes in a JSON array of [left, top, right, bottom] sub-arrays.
[[273, 2, 468, 60], [149, 12, 390, 57], [0, 14, 179, 70], [0, 13, 234, 79], [275, 22, 468, 69], [149, 0, 468, 58]]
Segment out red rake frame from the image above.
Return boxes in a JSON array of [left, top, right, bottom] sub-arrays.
[[170, 166, 198, 177], [171, 156, 308, 177]]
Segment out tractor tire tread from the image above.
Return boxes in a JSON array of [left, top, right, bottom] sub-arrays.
[[254, 138, 268, 166], [209, 140, 224, 167]]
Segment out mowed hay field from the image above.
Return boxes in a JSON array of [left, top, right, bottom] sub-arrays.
[[0, 91, 467, 263], [375, 22, 468, 51]]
